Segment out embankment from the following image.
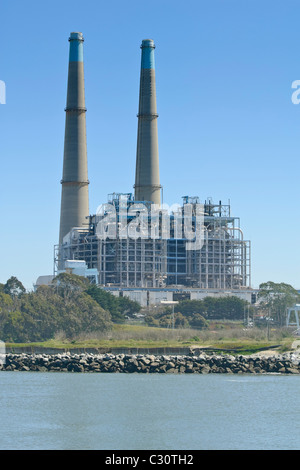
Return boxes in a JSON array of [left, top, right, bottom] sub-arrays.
[[1, 351, 300, 374]]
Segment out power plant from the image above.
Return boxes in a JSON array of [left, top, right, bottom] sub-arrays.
[[59, 32, 89, 254], [134, 39, 161, 206], [50, 32, 253, 306]]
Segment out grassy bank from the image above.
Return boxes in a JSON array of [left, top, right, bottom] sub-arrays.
[[5, 322, 296, 355]]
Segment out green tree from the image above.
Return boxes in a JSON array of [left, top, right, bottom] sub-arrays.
[[118, 296, 141, 317], [258, 281, 300, 325], [174, 300, 206, 316], [86, 285, 141, 323], [189, 313, 208, 329], [0, 277, 113, 343], [0, 291, 14, 339], [86, 285, 124, 323], [4, 276, 26, 298], [52, 272, 89, 297], [144, 315, 160, 327], [175, 296, 247, 321], [145, 305, 207, 330], [203, 296, 248, 320]]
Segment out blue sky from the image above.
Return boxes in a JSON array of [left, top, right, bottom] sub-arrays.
[[1, 0, 300, 290]]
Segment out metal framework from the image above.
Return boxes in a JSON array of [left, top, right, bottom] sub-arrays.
[[54, 194, 251, 290], [286, 304, 300, 329]]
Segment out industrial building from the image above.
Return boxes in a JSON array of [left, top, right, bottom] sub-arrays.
[[53, 33, 253, 306]]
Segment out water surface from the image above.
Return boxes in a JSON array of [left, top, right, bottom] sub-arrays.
[[0, 372, 299, 450]]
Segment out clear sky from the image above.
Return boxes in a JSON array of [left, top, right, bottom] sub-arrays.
[[1, 0, 300, 290]]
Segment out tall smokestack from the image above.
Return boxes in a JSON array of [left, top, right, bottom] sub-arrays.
[[134, 39, 161, 205], [59, 32, 89, 248]]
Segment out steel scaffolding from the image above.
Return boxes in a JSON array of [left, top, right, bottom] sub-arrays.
[[54, 194, 251, 290]]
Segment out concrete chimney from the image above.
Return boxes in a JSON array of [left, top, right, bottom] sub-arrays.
[[134, 39, 161, 205], [59, 32, 89, 247]]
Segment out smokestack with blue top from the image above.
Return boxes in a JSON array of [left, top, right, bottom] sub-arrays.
[[59, 32, 89, 251], [134, 39, 161, 205]]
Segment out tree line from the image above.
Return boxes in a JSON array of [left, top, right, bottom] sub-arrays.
[[257, 281, 300, 326], [0, 274, 298, 342], [145, 296, 249, 329], [145, 281, 300, 329], [0, 274, 140, 343]]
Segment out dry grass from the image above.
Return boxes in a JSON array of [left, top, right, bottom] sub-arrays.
[[8, 322, 294, 353], [52, 322, 294, 351]]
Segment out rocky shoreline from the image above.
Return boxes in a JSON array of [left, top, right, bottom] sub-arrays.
[[1, 351, 300, 374]]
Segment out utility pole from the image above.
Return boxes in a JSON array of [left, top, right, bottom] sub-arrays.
[[267, 308, 270, 341], [161, 300, 179, 329]]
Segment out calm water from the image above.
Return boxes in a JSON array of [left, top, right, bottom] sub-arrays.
[[0, 371, 300, 450]]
